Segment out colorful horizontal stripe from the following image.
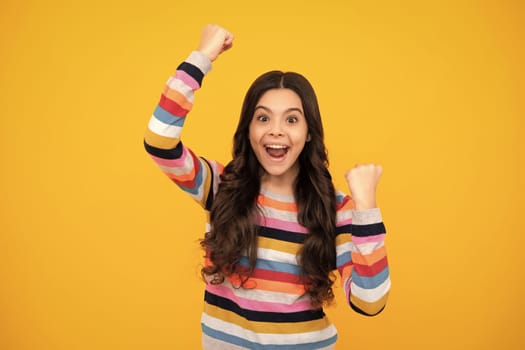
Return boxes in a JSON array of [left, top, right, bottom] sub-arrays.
[[144, 51, 391, 349]]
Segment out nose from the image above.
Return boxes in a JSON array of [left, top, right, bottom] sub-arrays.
[[268, 120, 284, 136]]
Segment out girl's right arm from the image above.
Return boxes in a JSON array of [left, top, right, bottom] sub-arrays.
[[143, 25, 234, 210]]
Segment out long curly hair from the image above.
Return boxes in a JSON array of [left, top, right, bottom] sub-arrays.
[[201, 71, 337, 308]]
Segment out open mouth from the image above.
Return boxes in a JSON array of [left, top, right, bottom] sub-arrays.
[[265, 144, 289, 159]]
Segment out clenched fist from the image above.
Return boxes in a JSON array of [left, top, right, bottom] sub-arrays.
[[197, 24, 234, 62], [344, 164, 383, 210]]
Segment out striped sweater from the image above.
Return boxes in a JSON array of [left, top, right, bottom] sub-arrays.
[[144, 51, 391, 349]]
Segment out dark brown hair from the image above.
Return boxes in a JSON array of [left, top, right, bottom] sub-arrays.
[[201, 71, 337, 308]]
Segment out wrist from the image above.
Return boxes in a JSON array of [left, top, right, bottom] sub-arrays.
[[353, 194, 377, 210], [352, 207, 383, 225], [197, 48, 214, 62], [187, 51, 212, 75], [354, 200, 377, 210]]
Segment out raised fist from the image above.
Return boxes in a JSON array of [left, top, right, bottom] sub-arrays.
[[197, 24, 234, 62], [344, 164, 383, 210]]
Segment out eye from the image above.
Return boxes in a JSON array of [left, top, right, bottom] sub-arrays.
[[256, 114, 269, 122], [286, 116, 299, 124]]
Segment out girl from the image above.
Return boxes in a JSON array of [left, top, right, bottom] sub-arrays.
[[144, 24, 390, 349]]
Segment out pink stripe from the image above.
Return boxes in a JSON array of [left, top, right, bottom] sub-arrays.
[[257, 216, 308, 234], [206, 284, 312, 313], [150, 147, 190, 167], [352, 234, 386, 245], [175, 70, 199, 90]]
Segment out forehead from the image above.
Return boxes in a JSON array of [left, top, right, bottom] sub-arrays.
[[256, 88, 303, 111]]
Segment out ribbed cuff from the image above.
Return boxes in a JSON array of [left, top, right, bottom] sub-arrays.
[[352, 208, 383, 225], [187, 51, 212, 75]]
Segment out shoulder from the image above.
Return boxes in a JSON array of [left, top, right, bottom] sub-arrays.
[[335, 189, 355, 212]]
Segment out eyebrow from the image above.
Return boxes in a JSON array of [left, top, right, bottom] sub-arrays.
[[254, 105, 304, 115]]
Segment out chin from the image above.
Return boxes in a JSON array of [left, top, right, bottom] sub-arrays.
[[261, 164, 299, 181], [262, 168, 286, 177]]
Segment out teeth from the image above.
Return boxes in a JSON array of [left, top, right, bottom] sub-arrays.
[[265, 145, 288, 149]]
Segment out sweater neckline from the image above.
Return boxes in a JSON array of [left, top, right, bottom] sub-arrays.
[[259, 187, 295, 203]]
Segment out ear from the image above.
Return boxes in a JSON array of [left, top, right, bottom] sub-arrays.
[[306, 133, 311, 142]]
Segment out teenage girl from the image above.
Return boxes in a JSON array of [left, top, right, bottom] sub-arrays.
[[144, 24, 391, 350]]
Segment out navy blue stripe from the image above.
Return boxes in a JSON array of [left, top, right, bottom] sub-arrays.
[[351, 222, 386, 237], [204, 291, 324, 322], [257, 226, 306, 244], [177, 62, 204, 85], [144, 139, 183, 160], [335, 224, 352, 235]]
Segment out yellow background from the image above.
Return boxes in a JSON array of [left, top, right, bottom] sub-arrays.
[[1, 0, 524, 349]]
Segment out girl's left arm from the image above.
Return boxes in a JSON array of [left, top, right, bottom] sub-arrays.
[[335, 163, 391, 315], [335, 198, 391, 316]]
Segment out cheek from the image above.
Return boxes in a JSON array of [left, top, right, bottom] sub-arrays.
[[293, 129, 310, 145], [249, 124, 264, 142], [248, 126, 259, 150]]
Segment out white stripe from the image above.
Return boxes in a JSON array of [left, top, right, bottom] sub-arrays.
[[260, 188, 294, 202], [257, 247, 298, 265], [189, 188, 204, 203], [208, 282, 309, 305], [157, 155, 195, 176], [166, 76, 195, 103], [335, 241, 354, 256], [188, 176, 205, 202], [207, 160, 221, 197], [148, 116, 182, 138], [352, 241, 385, 255], [187, 51, 212, 74], [336, 208, 353, 222], [201, 313, 337, 345], [202, 333, 248, 350], [351, 277, 391, 303]]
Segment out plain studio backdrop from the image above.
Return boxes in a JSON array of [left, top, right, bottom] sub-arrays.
[[1, 0, 524, 349]]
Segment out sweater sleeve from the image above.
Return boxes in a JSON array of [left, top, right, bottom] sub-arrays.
[[144, 51, 222, 210], [335, 193, 391, 316]]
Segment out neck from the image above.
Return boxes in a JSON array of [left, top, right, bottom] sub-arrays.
[[260, 167, 299, 197]]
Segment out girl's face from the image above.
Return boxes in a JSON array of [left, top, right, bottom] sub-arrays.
[[249, 88, 310, 186]]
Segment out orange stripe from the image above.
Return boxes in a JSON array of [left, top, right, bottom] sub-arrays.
[[249, 278, 306, 295], [340, 265, 352, 282], [352, 246, 387, 266], [257, 194, 297, 212], [339, 197, 355, 210], [228, 275, 305, 295], [165, 167, 196, 182], [162, 86, 193, 111]]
